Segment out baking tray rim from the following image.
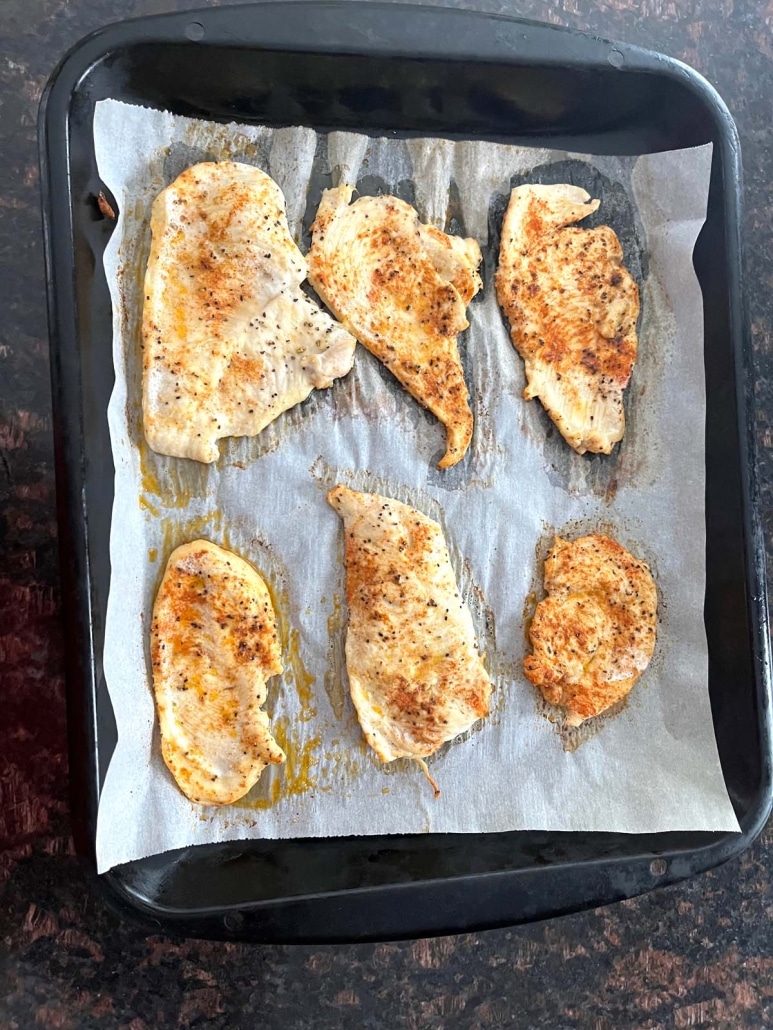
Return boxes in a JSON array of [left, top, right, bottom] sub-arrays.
[[38, 1, 773, 937]]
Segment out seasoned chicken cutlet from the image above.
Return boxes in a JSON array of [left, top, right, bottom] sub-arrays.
[[524, 534, 657, 725], [142, 162, 356, 462], [309, 187, 482, 468], [328, 485, 492, 795], [496, 184, 640, 454], [151, 540, 286, 804]]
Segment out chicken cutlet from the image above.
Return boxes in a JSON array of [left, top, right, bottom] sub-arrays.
[[142, 162, 357, 463], [524, 534, 657, 726], [151, 539, 286, 804], [308, 187, 482, 468], [327, 485, 492, 795], [496, 184, 640, 454]]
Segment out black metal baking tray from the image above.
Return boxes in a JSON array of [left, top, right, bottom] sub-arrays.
[[39, 1, 772, 942]]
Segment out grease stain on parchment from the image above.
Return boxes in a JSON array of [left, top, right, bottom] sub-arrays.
[[238, 716, 322, 811], [231, 542, 321, 810]]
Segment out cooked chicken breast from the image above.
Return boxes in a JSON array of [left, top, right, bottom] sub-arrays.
[[524, 534, 657, 725], [151, 539, 286, 804], [328, 485, 492, 794], [496, 184, 640, 454], [309, 187, 482, 468], [142, 162, 357, 462]]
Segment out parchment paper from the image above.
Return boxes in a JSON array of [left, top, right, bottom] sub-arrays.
[[93, 98, 739, 874]]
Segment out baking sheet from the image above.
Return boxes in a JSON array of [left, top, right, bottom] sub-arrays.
[[93, 98, 739, 874]]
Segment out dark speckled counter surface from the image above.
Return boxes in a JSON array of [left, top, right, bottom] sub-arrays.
[[2, 0, 772, 1026]]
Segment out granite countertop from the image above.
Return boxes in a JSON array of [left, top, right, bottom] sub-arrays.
[[2, 0, 772, 1026]]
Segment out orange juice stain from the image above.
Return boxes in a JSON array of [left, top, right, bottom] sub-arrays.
[[261, 575, 317, 723], [234, 569, 321, 811], [159, 509, 227, 559], [237, 716, 321, 810], [147, 510, 227, 600], [140, 449, 164, 499], [139, 443, 195, 510], [322, 746, 361, 780], [139, 495, 160, 517], [287, 628, 316, 722], [275, 716, 321, 797]]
